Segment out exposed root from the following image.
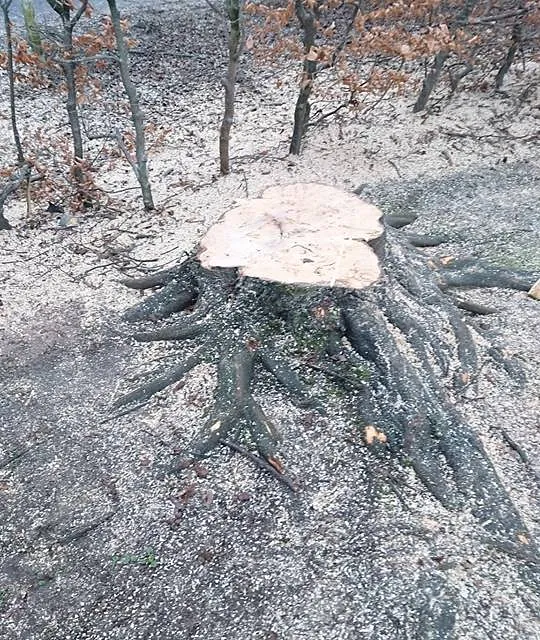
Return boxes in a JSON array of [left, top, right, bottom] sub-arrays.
[[190, 345, 282, 458], [435, 257, 534, 291], [121, 264, 186, 289], [452, 297, 498, 315], [122, 278, 196, 322], [114, 218, 538, 547], [114, 350, 204, 407], [404, 232, 447, 247], [259, 345, 320, 409], [381, 212, 417, 229]]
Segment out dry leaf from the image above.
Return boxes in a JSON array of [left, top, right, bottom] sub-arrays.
[[440, 256, 455, 265], [305, 46, 320, 62], [267, 456, 284, 474], [400, 44, 411, 57], [517, 533, 530, 545]]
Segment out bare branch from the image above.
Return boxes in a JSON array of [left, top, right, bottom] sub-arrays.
[[70, 0, 89, 28], [204, 0, 225, 16], [469, 8, 528, 25]]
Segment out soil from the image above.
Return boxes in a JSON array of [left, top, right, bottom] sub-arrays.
[[0, 1, 539, 639]]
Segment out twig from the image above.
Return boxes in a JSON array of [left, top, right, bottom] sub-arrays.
[[469, 9, 527, 25], [76, 261, 118, 280], [0, 443, 39, 471], [442, 129, 539, 142], [304, 361, 365, 389], [387, 159, 402, 178], [204, 0, 226, 18], [452, 298, 498, 315], [101, 400, 151, 424], [309, 100, 349, 128], [70, 0, 89, 28], [499, 429, 530, 465], [115, 129, 140, 179], [106, 227, 155, 239], [220, 439, 298, 492], [54, 510, 116, 546]]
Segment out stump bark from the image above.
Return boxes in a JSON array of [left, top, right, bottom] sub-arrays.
[[114, 184, 538, 554]]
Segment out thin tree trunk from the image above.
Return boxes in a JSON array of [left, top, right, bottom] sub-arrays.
[[413, 51, 449, 113], [45, 0, 87, 185], [1, 0, 25, 165], [107, 0, 154, 210], [0, 164, 31, 230], [413, 0, 478, 113], [289, 0, 318, 155], [219, 0, 243, 175], [495, 14, 523, 89], [60, 15, 84, 181]]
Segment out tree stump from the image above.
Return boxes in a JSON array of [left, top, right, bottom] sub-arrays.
[[115, 183, 538, 552]]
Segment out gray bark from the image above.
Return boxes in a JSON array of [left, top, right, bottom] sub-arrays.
[[495, 10, 524, 89], [289, 0, 318, 155], [45, 0, 88, 184], [107, 0, 155, 210], [413, 0, 478, 113], [0, 164, 31, 230], [219, 0, 244, 175], [115, 219, 538, 551], [1, 0, 25, 165]]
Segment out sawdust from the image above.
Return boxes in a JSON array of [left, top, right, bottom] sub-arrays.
[[0, 1, 539, 638]]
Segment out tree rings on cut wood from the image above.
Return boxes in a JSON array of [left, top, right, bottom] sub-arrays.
[[198, 183, 384, 289]]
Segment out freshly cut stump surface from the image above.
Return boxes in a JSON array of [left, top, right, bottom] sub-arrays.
[[199, 183, 384, 288]]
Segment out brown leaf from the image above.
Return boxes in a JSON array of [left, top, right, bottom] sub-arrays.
[[267, 456, 284, 474], [305, 46, 320, 62]]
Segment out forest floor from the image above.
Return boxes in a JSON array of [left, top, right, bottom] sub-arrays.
[[0, 1, 539, 638]]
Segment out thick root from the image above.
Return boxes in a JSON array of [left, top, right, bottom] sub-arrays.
[[435, 257, 535, 291]]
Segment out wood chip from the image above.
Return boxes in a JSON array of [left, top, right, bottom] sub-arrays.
[[363, 425, 387, 445], [527, 278, 540, 300]]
